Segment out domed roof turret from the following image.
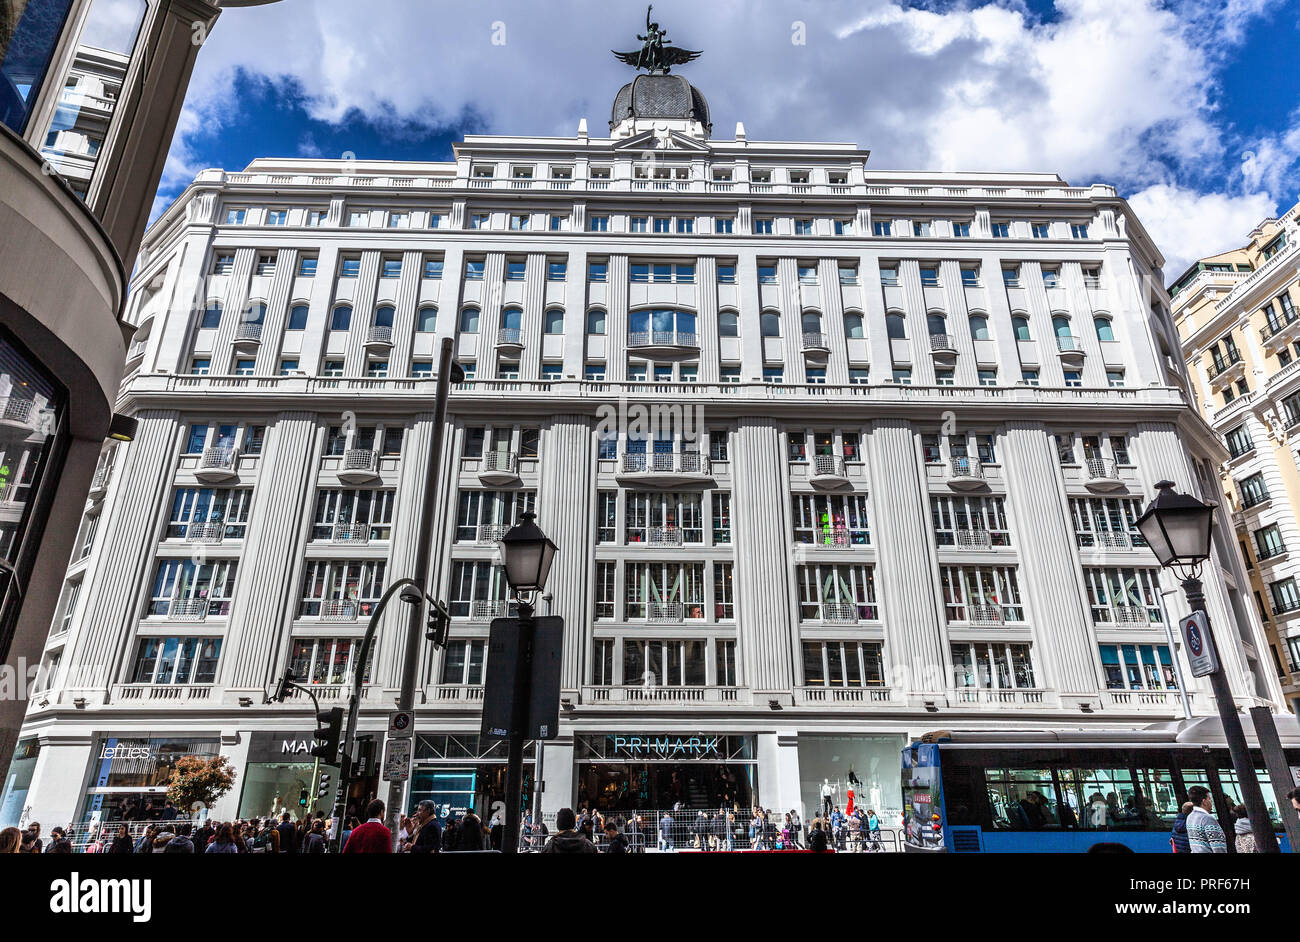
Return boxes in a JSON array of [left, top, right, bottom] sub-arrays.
[[610, 73, 711, 134]]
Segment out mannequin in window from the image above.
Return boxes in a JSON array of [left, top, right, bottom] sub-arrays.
[[821, 779, 834, 817]]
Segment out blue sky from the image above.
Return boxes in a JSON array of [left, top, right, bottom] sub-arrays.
[[153, 0, 1300, 277]]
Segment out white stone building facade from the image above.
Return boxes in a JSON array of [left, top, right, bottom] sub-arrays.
[[4, 73, 1283, 829]]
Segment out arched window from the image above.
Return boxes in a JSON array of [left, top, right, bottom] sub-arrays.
[[1012, 316, 1031, 341], [801, 312, 822, 335], [417, 306, 437, 332], [330, 305, 352, 331], [586, 309, 606, 335], [926, 313, 948, 337], [760, 311, 781, 337], [502, 308, 523, 330], [843, 312, 864, 339], [718, 311, 739, 337], [459, 307, 480, 333], [243, 301, 266, 325], [287, 304, 309, 331], [544, 309, 564, 334], [201, 301, 222, 329], [1093, 315, 1115, 342], [374, 305, 395, 328], [968, 314, 990, 341], [886, 313, 906, 339], [1052, 315, 1073, 339]]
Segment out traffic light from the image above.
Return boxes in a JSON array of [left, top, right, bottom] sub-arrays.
[[271, 669, 296, 703], [317, 771, 331, 799], [425, 599, 451, 648], [298, 788, 308, 807], [310, 706, 343, 762]]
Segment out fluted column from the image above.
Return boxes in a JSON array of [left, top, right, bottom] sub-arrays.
[[865, 419, 946, 700], [731, 419, 796, 696], [65, 410, 182, 696], [531, 415, 594, 691], [696, 256, 721, 383], [1000, 421, 1100, 698], [606, 256, 629, 382], [252, 248, 298, 375], [222, 412, 319, 689]]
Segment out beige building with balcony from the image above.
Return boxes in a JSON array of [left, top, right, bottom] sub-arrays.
[[1170, 203, 1300, 714]]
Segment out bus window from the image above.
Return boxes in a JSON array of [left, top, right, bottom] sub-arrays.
[[1065, 768, 1136, 829], [985, 769, 1058, 829], [1134, 769, 1181, 828], [1215, 768, 1283, 826]]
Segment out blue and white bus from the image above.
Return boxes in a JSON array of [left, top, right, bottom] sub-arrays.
[[902, 718, 1299, 852]]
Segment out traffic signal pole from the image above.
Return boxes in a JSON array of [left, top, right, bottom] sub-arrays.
[[383, 336, 457, 849]]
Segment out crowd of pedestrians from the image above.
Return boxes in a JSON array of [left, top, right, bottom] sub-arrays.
[[1169, 786, 1300, 854]]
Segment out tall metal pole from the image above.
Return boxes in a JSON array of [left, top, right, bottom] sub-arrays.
[[1248, 706, 1300, 852], [503, 598, 536, 855], [383, 336, 457, 849], [331, 577, 422, 853], [1183, 577, 1280, 853]]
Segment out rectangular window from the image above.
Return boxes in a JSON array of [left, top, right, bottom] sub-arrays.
[[792, 494, 871, 546], [758, 265, 777, 284], [1238, 472, 1269, 508], [717, 265, 737, 284], [801, 642, 884, 688], [913, 221, 932, 237], [297, 560, 387, 618], [588, 216, 609, 232], [795, 564, 878, 621], [131, 637, 223, 685], [423, 258, 443, 279], [298, 256, 318, 277], [939, 566, 1024, 622], [1071, 223, 1089, 239], [879, 266, 899, 286], [931, 496, 1011, 547], [950, 642, 1035, 690], [1083, 567, 1163, 624], [148, 559, 238, 617], [1069, 497, 1145, 549], [1032, 222, 1050, 239], [873, 221, 892, 236], [381, 257, 402, 278], [506, 261, 526, 281], [465, 259, 485, 280], [340, 257, 361, 278], [753, 218, 774, 235], [715, 218, 734, 234], [991, 222, 1010, 238], [306, 209, 328, 227], [920, 267, 940, 287]]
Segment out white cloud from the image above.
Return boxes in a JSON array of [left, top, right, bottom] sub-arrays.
[[1127, 184, 1276, 278], [158, 0, 1294, 266]]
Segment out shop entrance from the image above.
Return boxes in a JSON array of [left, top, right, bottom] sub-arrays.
[[574, 734, 757, 812], [409, 734, 535, 823]]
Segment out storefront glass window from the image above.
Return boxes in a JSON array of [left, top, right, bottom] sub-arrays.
[[0, 0, 77, 133], [797, 735, 904, 824]]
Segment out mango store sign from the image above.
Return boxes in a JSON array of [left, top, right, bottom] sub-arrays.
[[610, 735, 721, 758]]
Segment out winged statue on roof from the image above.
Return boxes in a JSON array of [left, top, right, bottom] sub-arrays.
[[612, 5, 702, 74]]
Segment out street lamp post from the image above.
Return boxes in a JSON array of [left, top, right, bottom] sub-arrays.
[[498, 511, 557, 855], [1135, 480, 1280, 853]]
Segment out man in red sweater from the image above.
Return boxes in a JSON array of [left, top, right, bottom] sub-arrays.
[[343, 799, 392, 853]]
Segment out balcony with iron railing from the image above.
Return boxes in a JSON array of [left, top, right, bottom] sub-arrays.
[[1256, 541, 1287, 562], [1260, 312, 1300, 348], [476, 523, 511, 544], [233, 322, 262, 346], [185, 521, 224, 544], [1206, 352, 1245, 385], [929, 333, 958, 358], [478, 451, 520, 485], [496, 327, 524, 351], [628, 330, 699, 353], [471, 599, 512, 621], [801, 331, 830, 361], [1079, 530, 1133, 550], [647, 526, 685, 546], [616, 451, 712, 486], [168, 599, 210, 621], [195, 447, 239, 483], [338, 448, 381, 484], [320, 599, 360, 622], [955, 528, 992, 549], [808, 453, 850, 488], [1055, 334, 1086, 361], [801, 526, 854, 549], [946, 456, 986, 489], [88, 464, 112, 500], [1083, 457, 1123, 491], [819, 601, 861, 624], [1105, 604, 1153, 625], [0, 396, 37, 434], [365, 325, 394, 348], [964, 603, 1005, 625], [647, 601, 687, 622], [331, 522, 370, 544]]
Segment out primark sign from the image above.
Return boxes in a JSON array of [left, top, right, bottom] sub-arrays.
[[609, 735, 722, 759]]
